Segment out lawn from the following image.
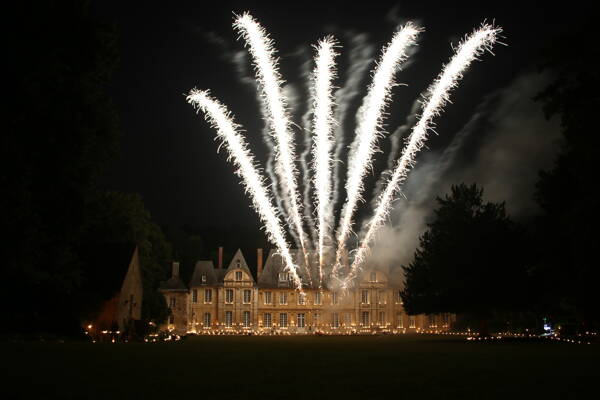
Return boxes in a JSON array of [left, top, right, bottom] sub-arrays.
[[3, 334, 598, 399]]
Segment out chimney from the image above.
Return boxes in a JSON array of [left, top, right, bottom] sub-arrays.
[[172, 261, 180, 278], [218, 247, 223, 269], [257, 248, 263, 278]]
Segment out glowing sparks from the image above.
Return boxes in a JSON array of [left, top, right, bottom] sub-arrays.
[[233, 13, 311, 266], [188, 13, 501, 290], [346, 24, 502, 283], [187, 90, 303, 289], [311, 37, 338, 286], [332, 23, 421, 277]]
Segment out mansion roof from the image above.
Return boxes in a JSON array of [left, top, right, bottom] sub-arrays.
[[160, 248, 405, 291]]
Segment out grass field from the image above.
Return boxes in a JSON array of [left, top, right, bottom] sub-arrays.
[[3, 334, 599, 399]]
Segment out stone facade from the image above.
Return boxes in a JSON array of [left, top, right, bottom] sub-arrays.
[[159, 248, 455, 334]]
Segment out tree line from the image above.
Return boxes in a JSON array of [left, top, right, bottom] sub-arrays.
[[401, 24, 599, 334], [3, 2, 171, 337]]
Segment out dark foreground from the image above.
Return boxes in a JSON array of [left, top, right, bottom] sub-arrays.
[[3, 334, 598, 399]]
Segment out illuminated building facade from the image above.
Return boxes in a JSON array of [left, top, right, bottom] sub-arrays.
[[159, 248, 454, 334]]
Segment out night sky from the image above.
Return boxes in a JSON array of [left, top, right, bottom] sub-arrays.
[[91, 1, 593, 252]]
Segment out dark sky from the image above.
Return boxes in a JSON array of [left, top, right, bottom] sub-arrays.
[[91, 0, 593, 239]]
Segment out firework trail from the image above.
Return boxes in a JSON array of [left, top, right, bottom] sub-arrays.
[[310, 37, 338, 285], [331, 34, 375, 222], [369, 97, 421, 211], [187, 90, 303, 289], [332, 23, 421, 278], [234, 13, 311, 265], [228, 50, 300, 246], [345, 24, 501, 285], [298, 48, 319, 248]]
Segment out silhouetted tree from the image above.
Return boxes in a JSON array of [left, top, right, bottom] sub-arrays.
[[533, 23, 600, 329], [401, 183, 529, 335], [2, 2, 173, 335], [2, 1, 119, 334]]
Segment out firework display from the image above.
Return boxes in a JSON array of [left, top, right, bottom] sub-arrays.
[[189, 12, 501, 291]]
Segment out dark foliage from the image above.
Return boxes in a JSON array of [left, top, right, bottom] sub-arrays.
[[2, 1, 171, 335], [532, 23, 600, 328], [401, 184, 529, 320], [3, 1, 120, 334]]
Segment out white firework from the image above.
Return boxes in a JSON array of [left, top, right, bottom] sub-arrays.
[[233, 13, 311, 264], [345, 24, 502, 285], [187, 89, 303, 290], [332, 23, 421, 278], [188, 13, 502, 291], [310, 37, 338, 286]]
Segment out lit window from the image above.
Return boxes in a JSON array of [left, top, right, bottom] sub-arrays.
[[201, 275, 207, 283], [332, 313, 339, 328], [314, 291, 322, 305], [378, 290, 386, 304], [264, 313, 272, 327], [264, 291, 272, 304], [225, 311, 233, 327], [169, 297, 176, 308], [192, 289, 198, 303], [225, 289, 234, 303], [297, 293, 305, 305], [297, 313, 305, 328], [361, 290, 369, 304], [379, 311, 385, 324], [235, 271, 243, 281], [344, 313, 352, 326], [204, 289, 212, 303], [429, 314, 436, 327], [243, 311, 251, 327], [361, 311, 369, 326], [314, 313, 320, 326], [279, 313, 288, 328], [243, 289, 252, 304], [397, 313, 404, 328], [203, 312, 211, 327], [279, 292, 287, 305], [332, 292, 338, 305], [409, 315, 416, 328], [396, 290, 402, 304], [370, 272, 376, 282]]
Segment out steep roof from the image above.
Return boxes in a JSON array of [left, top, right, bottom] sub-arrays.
[[159, 262, 187, 291], [158, 275, 187, 291], [79, 242, 139, 311], [225, 248, 255, 283], [259, 248, 325, 289], [259, 248, 404, 290], [215, 268, 227, 283], [189, 260, 218, 286]]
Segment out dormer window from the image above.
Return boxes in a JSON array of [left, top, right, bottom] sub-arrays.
[[236, 260, 240, 268], [278, 272, 288, 282], [370, 272, 377, 282], [235, 271, 243, 281], [201, 275, 207, 283]]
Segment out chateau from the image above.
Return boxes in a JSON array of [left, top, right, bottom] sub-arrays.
[[159, 248, 454, 334]]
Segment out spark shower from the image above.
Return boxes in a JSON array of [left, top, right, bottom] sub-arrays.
[[188, 12, 501, 291]]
